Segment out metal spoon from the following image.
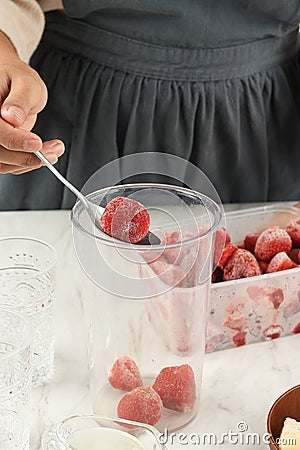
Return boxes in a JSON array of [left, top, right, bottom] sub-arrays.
[[35, 151, 160, 245]]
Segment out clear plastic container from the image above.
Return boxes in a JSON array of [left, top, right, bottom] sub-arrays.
[[72, 184, 222, 432], [206, 204, 300, 352]]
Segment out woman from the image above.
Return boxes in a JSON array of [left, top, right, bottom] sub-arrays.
[[0, 0, 299, 209]]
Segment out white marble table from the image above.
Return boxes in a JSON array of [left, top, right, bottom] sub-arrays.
[[0, 207, 299, 449]]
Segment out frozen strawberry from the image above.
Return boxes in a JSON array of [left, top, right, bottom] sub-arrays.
[[117, 386, 162, 426], [286, 220, 300, 247], [254, 226, 292, 262], [258, 260, 269, 274], [211, 266, 223, 283], [152, 364, 196, 413], [100, 196, 150, 243], [218, 243, 238, 269], [244, 234, 258, 253], [108, 356, 142, 391], [223, 248, 261, 281], [162, 231, 181, 263], [266, 252, 296, 273], [149, 258, 185, 287], [213, 227, 230, 266], [163, 247, 181, 265], [288, 248, 300, 264], [164, 230, 182, 243], [232, 331, 247, 347], [163, 230, 199, 265], [263, 324, 283, 339]]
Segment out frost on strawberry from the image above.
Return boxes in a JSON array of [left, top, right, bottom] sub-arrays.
[[152, 364, 196, 413], [108, 356, 142, 391], [266, 252, 296, 273], [117, 385, 162, 426], [223, 248, 261, 281], [254, 226, 292, 262], [100, 196, 150, 243]]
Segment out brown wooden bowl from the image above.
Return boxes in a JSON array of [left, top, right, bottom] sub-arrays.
[[267, 385, 300, 449]]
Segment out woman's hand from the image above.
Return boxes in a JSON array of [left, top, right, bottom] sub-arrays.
[[0, 31, 64, 174]]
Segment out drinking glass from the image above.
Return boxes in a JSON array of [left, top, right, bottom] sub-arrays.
[[41, 414, 166, 449], [0, 309, 32, 450], [0, 237, 56, 385], [72, 184, 222, 431]]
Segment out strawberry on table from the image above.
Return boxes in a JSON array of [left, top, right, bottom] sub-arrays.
[[100, 196, 150, 243], [254, 226, 292, 262], [117, 385, 162, 426], [152, 364, 196, 413], [108, 356, 143, 391]]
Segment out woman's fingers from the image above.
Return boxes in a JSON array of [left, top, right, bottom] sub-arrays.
[[0, 117, 42, 151], [0, 139, 65, 174], [0, 162, 42, 174]]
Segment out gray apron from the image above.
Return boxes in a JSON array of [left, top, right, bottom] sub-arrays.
[[1, 0, 300, 209]]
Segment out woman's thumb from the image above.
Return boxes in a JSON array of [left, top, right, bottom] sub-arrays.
[[1, 103, 25, 127], [1, 73, 46, 127]]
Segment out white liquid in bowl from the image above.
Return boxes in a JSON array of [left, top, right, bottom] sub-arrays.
[[67, 427, 145, 449]]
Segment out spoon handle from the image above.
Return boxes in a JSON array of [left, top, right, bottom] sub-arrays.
[[35, 151, 89, 208]]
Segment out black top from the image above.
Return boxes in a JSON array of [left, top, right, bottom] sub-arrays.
[[62, 0, 300, 47]]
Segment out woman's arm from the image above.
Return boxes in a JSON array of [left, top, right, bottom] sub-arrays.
[[0, 0, 44, 62], [0, 3, 64, 175]]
